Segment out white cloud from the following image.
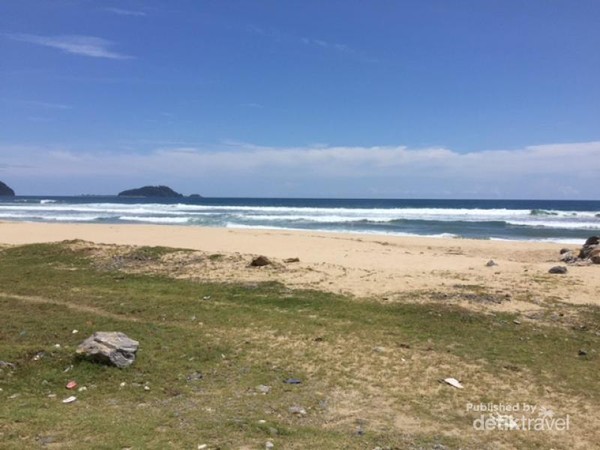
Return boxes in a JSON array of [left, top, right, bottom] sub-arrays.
[[1, 141, 599, 198], [104, 8, 146, 17], [8, 34, 132, 60]]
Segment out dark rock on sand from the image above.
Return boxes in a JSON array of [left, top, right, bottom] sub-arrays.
[[548, 266, 568, 274], [283, 257, 300, 263], [250, 255, 271, 267], [590, 248, 600, 264], [578, 236, 599, 260], [485, 260, 497, 267], [559, 237, 600, 264], [76, 332, 139, 368]]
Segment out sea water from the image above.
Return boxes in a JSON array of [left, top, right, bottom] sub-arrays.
[[1, 197, 599, 244]]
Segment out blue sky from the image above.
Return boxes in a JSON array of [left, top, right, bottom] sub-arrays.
[[1, 0, 599, 198]]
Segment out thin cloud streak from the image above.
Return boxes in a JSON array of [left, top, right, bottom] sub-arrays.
[[104, 8, 147, 17], [7, 34, 132, 60], [246, 25, 376, 63]]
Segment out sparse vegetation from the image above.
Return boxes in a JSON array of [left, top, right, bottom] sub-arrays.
[[1, 243, 599, 449]]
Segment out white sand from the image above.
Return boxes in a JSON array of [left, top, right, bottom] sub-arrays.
[[1, 221, 597, 309]]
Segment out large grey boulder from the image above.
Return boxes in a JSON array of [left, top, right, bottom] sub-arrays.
[[76, 332, 139, 368]]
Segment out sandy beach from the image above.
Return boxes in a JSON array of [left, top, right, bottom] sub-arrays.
[[1, 221, 597, 311]]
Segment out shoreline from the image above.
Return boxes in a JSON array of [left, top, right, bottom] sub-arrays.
[[1, 221, 597, 309]]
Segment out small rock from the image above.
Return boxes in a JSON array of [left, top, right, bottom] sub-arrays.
[[559, 248, 571, 255], [256, 384, 271, 394], [513, 320, 521, 325], [372, 346, 386, 353], [289, 406, 307, 416], [0, 361, 16, 370], [578, 349, 588, 356], [186, 371, 203, 382], [144, 385, 151, 391], [250, 255, 271, 267], [548, 266, 568, 274], [283, 257, 300, 263], [485, 260, 497, 267], [559, 251, 576, 263], [37, 435, 55, 446], [72, 329, 79, 334], [197, 445, 208, 450], [284, 378, 302, 384], [265, 441, 275, 450]]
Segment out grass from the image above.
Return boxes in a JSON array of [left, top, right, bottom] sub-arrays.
[[0, 243, 599, 449]]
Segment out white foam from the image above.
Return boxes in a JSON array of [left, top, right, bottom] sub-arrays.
[[120, 216, 191, 224]]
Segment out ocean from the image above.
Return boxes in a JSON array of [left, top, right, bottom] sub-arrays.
[[1, 197, 599, 244]]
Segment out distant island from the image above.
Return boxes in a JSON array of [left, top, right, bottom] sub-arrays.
[[118, 185, 183, 198], [0, 181, 15, 196]]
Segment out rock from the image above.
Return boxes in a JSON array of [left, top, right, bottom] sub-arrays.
[[250, 255, 271, 267], [289, 406, 307, 416], [256, 384, 271, 394], [284, 378, 302, 384], [485, 260, 497, 267], [186, 371, 203, 382], [118, 185, 183, 198], [265, 441, 274, 450], [559, 248, 571, 255], [0, 181, 15, 196], [579, 236, 599, 259], [283, 257, 300, 263], [548, 266, 567, 274], [589, 248, 600, 264], [0, 361, 16, 370], [188, 194, 203, 198], [559, 251, 576, 263], [76, 332, 139, 368], [578, 349, 588, 356]]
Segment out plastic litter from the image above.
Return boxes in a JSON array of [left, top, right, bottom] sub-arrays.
[[442, 377, 464, 389]]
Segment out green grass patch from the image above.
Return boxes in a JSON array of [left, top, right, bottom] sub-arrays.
[[1, 243, 598, 449]]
